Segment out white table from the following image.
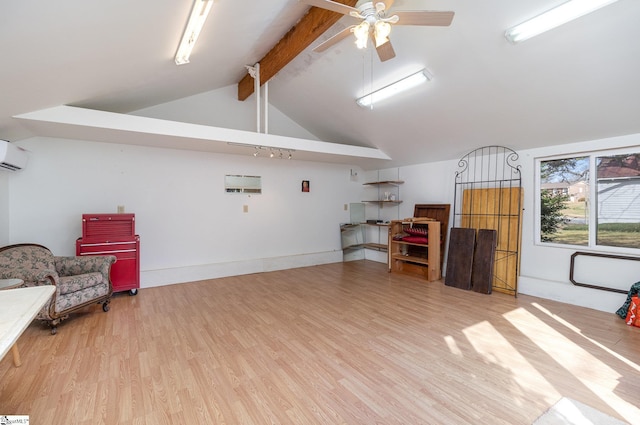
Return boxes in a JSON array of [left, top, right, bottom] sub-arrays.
[[0, 286, 55, 367], [0, 278, 23, 290]]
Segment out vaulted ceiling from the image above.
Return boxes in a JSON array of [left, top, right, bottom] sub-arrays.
[[2, 0, 640, 169]]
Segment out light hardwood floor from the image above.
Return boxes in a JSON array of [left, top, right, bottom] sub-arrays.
[[1, 260, 638, 424]]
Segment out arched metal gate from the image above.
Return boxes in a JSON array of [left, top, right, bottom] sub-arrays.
[[453, 146, 523, 296]]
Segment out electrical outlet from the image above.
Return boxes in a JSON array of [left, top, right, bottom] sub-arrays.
[[117, 205, 125, 214], [243, 205, 249, 213]]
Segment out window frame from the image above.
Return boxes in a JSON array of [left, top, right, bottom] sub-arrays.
[[535, 146, 640, 254]]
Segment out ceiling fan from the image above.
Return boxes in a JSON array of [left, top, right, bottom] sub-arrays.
[[300, 0, 454, 62]]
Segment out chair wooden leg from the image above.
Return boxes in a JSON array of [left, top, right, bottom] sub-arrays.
[[11, 343, 22, 367]]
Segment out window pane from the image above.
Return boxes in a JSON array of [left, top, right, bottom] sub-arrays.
[[540, 157, 589, 245], [596, 153, 640, 248]]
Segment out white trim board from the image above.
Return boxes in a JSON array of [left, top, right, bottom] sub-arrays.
[[15, 105, 391, 166]]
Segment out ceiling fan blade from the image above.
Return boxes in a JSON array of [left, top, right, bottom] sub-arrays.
[[375, 39, 396, 62], [313, 25, 356, 52], [393, 11, 454, 26], [300, 0, 359, 16]]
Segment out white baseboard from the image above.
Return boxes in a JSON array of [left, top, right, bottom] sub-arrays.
[[518, 275, 627, 313], [140, 250, 343, 288]]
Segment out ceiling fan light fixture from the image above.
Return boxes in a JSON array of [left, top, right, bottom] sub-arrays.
[[356, 69, 432, 108], [175, 0, 214, 65], [505, 0, 619, 43], [374, 21, 391, 47], [353, 21, 370, 49]]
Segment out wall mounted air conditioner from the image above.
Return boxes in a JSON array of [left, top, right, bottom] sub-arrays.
[[0, 140, 28, 171]]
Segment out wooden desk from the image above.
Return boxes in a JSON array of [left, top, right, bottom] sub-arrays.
[[0, 286, 55, 367]]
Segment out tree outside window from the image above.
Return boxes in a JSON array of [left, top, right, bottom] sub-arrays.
[[539, 157, 589, 245]]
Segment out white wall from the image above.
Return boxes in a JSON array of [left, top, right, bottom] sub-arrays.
[[0, 172, 9, 246], [133, 85, 320, 141], [362, 134, 640, 313], [517, 133, 640, 313], [6, 77, 637, 313], [9, 137, 361, 287]]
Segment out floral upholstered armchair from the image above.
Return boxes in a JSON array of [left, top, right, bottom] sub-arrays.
[[0, 243, 116, 334]]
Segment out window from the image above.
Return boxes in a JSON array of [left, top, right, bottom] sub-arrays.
[[596, 153, 640, 248], [224, 175, 262, 194], [537, 149, 640, 250]]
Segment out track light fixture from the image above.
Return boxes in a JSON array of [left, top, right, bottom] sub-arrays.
[[228, 143, 295, 160]]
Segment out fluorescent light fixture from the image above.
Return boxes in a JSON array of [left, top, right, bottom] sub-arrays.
[[356, 69, 432, 108], [505, 0, 619, 43], [175, 0, 214, 65]]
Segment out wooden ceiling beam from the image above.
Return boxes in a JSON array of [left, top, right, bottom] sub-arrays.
[[237, 0, 358, 101]]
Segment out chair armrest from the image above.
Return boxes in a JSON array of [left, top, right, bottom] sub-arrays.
[[0, 267, 57, 286], [55, 255, 116, 278]]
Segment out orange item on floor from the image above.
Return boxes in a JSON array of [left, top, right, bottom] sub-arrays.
[[625, 296, 640, 327]]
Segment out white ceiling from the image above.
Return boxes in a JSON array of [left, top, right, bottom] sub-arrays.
[[2, 0, 640, 169]]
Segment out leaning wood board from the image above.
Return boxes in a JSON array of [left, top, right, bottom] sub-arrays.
[[471, 229, 497, 294], [461, 187, 523, 295], [444, 227, 476, 290]]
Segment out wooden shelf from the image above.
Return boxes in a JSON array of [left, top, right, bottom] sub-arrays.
[[364, 243, 387, 252], [362, 200, 403, 205], [390, 252, 429, 266], [388, 220, 441, 281], [391, 240, 429, 248], [361, 174, 403, 251], [413, 204, 450, 271], [363, 180, 405, 186], [343, 244, 364, 251]]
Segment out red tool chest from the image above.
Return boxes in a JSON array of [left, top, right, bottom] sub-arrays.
[[76, 213, 140, 295]]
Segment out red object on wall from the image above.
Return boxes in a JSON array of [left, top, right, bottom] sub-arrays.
[[76, 214, 140, 295]]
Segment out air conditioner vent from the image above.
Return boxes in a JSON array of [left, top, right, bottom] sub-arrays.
[[0, 161, 22, 171], [0, 140, 28, 171]]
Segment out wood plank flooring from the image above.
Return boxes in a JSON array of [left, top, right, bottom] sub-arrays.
[[1, 260, 638, 424]]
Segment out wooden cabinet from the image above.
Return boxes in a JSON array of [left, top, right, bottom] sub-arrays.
[[413, 204, 450, 270], [388, 219, 441, 281]]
